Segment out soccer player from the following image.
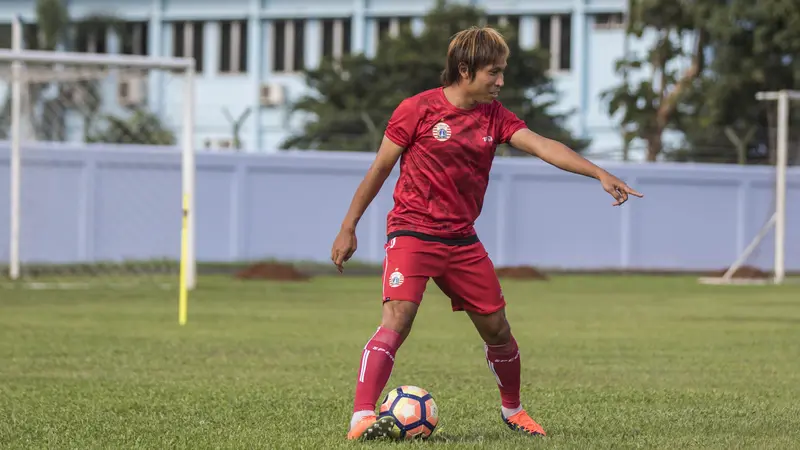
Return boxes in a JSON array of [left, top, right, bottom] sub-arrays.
[[332, 26, 643, 440]]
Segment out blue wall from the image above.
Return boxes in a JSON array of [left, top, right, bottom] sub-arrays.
[[0, 0, 637, 157], [1, 143, 798, 272]]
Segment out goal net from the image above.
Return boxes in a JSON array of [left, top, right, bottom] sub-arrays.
[[698, 90, 800, 285], [0, 46, 196, 291]]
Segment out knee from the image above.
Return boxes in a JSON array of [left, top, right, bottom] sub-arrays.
[[469, 308, 513, 345], [483, 320, 512, 346], [381, 300, 418, 341]]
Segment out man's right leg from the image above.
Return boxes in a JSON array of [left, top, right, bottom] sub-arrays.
[[348, 236, 441, 440], [348, 302, 424, 440], [350, 300, 419, 421]]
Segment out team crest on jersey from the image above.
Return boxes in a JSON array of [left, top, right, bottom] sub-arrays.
[[388, 270, 404, 288], [432, 122, 452, 142]]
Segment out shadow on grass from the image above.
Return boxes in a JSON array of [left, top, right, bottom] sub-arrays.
[[374, 430, 547, 445]]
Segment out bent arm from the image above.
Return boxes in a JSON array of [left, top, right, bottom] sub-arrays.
[[339, 136, 405, 232], [509, 128, 607, 179]]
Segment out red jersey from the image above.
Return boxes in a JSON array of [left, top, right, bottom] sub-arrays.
[[383, 87, 527, 242]]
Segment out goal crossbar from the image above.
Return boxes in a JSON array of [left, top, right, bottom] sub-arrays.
[[0, 48, 195, 70], [755, 91, 800, 101]]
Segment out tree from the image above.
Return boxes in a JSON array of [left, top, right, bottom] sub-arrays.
[[86, 108, 176, 145], [675, 0, 800, 164], [281, 0, 589, 153], [222, 106, 252, 151], [602, 0, 716, 161]]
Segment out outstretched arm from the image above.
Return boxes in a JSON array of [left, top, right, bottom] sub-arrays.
[[331, 136, 405, 272], [509, 128, 643, 206]]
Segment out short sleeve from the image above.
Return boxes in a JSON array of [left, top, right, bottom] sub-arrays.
[[384, 98, 418, 148], [496, 104, 527, 144]]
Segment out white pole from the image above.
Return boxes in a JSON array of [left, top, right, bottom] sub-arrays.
[[9, 16, 22, 280], [0, 48, 193, 69], [722, 213, 777, 281], [182, 65, 196, 289], [774, 90, 788, 284]]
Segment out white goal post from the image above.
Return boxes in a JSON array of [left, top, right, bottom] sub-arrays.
[[2, 16, 197, 291], [699, 89, 799, 285]]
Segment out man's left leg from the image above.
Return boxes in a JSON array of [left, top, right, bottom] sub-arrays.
[[467, 308, 520, 415], [467, 308, 544, 436], [434, 242, 545, 437]]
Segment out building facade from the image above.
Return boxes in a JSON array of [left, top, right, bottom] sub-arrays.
[[0, 0, 632, 157]]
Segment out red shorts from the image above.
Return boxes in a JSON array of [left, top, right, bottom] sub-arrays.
[[381, 235, 505, 315]]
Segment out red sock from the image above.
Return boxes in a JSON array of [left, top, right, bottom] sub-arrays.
[[353, 326, 403, 413], [485, 335, 521, 409]]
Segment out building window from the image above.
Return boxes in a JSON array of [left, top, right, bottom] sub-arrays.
[[120, 22, 149, 56], [0, 24, 11, 49], [21, 23, 38, 49], [219, 20, 248, 73], [172, 21, 205, 72], [75, 24, 107, 53], [321, 18, 352, 61], [594, 13, 625, 30], [487, 15, 520, 48], [559, 15, 571, 71], [537, 15, 571, 72], [272, 19, 305, 72], [375, 17, 412, 44]]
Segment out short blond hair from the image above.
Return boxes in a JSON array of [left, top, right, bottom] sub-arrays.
[[440, 26, 509, 86]]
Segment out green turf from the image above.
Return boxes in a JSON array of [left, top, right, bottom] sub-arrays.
[[1, 275, 800, 449]]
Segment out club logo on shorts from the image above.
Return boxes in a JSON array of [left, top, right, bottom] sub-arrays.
[[388, 270, 404, 288], [432, 122, 451, 142]]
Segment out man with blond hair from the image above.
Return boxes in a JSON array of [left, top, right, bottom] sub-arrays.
[[332, 26, 642, 440]]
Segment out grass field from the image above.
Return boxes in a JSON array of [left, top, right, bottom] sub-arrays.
[[2, 274, 800, 449]]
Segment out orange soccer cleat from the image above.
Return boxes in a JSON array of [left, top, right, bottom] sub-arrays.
[[502, 410, 546, 436], [346, 414, 396, 440]]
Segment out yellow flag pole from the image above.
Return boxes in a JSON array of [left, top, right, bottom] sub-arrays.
[[178, 193, 190, 325]]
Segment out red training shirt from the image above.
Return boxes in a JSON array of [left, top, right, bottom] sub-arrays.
[[383, 87, 527, 242]]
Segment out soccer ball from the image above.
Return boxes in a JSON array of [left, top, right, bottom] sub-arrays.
[[378, 385, 439, 440]]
